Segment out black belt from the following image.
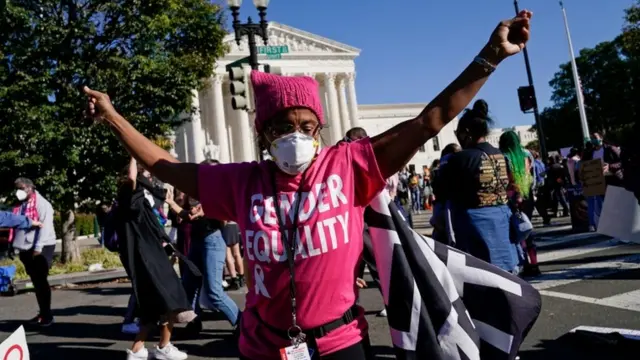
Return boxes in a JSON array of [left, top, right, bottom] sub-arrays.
[[252, 305, 360, 340]]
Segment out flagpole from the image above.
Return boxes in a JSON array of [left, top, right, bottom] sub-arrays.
[[559, 1, 590, 142]]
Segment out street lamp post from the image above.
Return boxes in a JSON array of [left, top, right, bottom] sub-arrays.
[[513, 0, 548, 159], [228, 0, 270, 70]]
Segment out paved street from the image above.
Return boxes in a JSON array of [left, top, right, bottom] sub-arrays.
[[1, 214, 640, 359]]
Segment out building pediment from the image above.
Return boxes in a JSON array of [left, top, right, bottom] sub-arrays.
[[223, 21, 360, 60]]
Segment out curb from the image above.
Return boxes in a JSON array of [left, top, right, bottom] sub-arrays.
[[55, 235, 95, 244], [15, 268, 127, 291]]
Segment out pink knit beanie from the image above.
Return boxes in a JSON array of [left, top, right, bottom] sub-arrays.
[[250, 71, 325, 133]]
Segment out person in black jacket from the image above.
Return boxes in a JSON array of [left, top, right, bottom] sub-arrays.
[[117, 157, 196, 360]]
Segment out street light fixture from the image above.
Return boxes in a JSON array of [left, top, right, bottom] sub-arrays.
[[227, 0, 270, 70]]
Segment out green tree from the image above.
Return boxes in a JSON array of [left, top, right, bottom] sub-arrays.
[[0, 0, 227, 262], [539, 38, 635, 150], [524, 139, 540, 153], [540, 1, 640, 151]]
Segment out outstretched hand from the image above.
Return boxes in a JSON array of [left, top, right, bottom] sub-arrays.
[[83, 86, 117, 122], [486, 10, 532, 62], [165, 189, 175, 204]]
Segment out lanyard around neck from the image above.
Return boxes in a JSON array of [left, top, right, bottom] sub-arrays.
[[270, 164, 308, 341]]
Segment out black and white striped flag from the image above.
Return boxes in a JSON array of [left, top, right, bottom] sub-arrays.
[[364, 191, 542, 360]]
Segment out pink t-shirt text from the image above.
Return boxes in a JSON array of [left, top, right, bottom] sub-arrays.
[[198, 138, 385, 359]]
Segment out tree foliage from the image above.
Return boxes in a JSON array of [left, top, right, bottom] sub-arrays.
[[524, 139, 540, 153], [538, 1, 639, 151], [0, 0, 227, 211]]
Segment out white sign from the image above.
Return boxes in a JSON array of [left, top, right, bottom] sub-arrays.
[[598, 186, 640, 244], [0, 326, 29, 360]]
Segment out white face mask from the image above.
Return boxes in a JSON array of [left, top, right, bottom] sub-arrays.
[[16, 189, 28, 201], [270, 132, 318, 175]]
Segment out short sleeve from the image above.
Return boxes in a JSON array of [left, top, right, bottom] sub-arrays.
[[198, 163, 251, 221], [349, 138, 386, 207]]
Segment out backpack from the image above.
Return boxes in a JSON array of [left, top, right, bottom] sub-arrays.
[[102, 201, 120, 252]]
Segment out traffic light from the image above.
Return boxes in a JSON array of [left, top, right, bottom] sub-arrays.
[[228, 66, 249, 110], [517, 86, 536, 113], [262, 64, 282, 75]]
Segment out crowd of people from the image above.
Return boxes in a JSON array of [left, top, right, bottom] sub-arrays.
[[82, 10, 535, 359], [2, 9, 582, 360], [1, 7, 638, 359]]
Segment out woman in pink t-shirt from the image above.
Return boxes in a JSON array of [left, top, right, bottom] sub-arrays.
[[83, 11, 532, 360]]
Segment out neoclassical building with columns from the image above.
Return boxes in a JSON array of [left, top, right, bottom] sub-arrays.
[[172, 22, 460, 170]]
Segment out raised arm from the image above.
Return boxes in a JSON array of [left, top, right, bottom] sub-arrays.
[[128, 157, 138, 190], [84, 89, 199, 199], [371, 11, 532, 179]]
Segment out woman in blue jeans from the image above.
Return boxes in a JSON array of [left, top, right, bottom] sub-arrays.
[[166, 160, 241, 336]]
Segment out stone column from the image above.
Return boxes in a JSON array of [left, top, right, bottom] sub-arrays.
[[235, 109, 253, 163], [323, 73, 342, 144], [167, 130, 178, 158], [179, 124, 189, 162], [189, 90, 205, 163], [337, 75, 351, 134], [199, 90, 211, 144], [345, 73, 360, 128], [211, 75, 230, 163]]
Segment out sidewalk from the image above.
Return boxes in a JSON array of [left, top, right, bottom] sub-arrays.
[[14, 268, 127, 291], [20, 217, 611, 291]]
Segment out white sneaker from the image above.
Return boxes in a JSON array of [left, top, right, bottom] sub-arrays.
[[126, 347, 149, 360], [153, 343, 188, 360], [122, 322, 140, 334], [378, 309, 387, 317], [222, 280, 229, 289]]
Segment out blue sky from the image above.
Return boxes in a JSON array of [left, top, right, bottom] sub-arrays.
[[229, 0, 635, 128]]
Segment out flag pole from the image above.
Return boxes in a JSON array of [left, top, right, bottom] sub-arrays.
[[559, 1, 590, 143]]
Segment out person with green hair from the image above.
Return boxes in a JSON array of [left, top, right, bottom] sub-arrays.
[[499, 130, 539, 276], [499, 131, 533, 200]]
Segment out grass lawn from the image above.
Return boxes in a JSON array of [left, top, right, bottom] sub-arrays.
[[0, 248, 122, 281]]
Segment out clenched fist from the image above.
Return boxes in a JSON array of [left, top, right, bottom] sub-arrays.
[[83, 86, 118, 122]]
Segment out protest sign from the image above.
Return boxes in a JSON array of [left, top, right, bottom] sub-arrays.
[[0, 326, 29, 360], [580, 159, 606, 197]]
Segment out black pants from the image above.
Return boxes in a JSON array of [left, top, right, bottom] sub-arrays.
[[123, 291, 138, 323], [19, 245, 55, 317], [240, 337, 373, 360], [550, 187, 569, 215], [357, 229, 380, 289]]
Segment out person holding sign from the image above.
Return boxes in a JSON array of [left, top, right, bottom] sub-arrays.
[[83, 10, 533, 360], [581, 133, 623, 230]]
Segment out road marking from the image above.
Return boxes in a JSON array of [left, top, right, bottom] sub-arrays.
[[570, 325, 640, 340], [537, 238, 621, 262], [600, 289, 640, 311], [538, 290, 597, 303], [540, 288, 640, 313], [532, 253, 640, 290], [533, 224, 572, 236]]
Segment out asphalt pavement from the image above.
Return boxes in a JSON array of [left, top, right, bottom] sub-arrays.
[[2, 213, 640, 359]]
